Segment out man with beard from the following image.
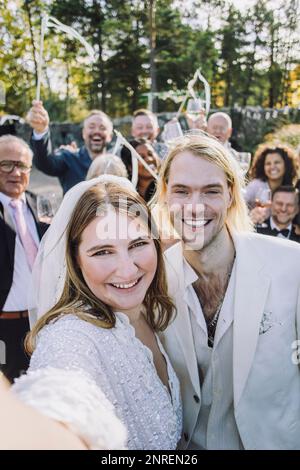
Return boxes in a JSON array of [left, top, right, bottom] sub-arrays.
[[131, 109, 168, 159], [152, 133, 300, 450], [27, 101, 113, 193]]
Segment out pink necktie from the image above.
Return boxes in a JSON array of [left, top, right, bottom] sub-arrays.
[[10, 199, 38, 270]]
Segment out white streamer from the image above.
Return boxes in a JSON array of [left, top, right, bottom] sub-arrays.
[[114, 130, 158, 189], [36, 15, 96, 101], [112, 133, 123, 157], [176, 67, 211, 118], [196, 69, 211, 116], [36, 16, 48, 101]]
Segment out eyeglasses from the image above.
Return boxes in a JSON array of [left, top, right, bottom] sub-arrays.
[[0, 160, 32, 174]]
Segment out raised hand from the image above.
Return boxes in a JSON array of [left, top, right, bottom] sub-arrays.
[[57, 141, 78, 153], [249, 206, 268, 225], [26, 100, 50, 134]]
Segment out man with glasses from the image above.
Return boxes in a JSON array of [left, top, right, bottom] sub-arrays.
[[0, 135, 48, 381]]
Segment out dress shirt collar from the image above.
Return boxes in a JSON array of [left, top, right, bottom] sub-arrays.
[[182, 255, 198, 289], [270, 216, 292, 234], [0, 191, 26, 208]]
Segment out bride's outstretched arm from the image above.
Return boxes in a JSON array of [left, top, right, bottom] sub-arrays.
[[0, 372, 86, 450]]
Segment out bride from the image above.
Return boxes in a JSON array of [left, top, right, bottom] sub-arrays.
[[12, 175, 182, 450]]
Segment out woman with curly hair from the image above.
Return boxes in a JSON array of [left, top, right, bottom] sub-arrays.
[[245, 143, 299, 209]]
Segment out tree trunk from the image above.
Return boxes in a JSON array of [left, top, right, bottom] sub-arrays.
[[92, 0, 106, 111], [242, 24, 260, 107], [268, 26, 275, 108], [66, 61, 70, 119], [149, 0, 157, 112]]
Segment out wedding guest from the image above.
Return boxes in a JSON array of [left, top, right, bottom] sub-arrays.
[[207, 112, 238, 159], [245, 143, 298, 209], [120, 139, 160, 202], [131, 109, 167, 159], [86, 154, 127, 180], [27, 101, 113, 193], [0, 135, 48, 381], [255, 186, 300, 242]]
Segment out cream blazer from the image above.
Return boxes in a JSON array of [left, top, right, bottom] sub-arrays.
[[160, 232, 300, 450]]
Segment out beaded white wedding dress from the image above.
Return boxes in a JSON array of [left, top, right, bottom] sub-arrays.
[[13, 313, 182, 450]]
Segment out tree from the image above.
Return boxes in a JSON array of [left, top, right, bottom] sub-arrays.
[[218, 4, 247, 107]]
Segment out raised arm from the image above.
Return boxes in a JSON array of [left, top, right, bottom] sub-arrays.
[[0, 372, 86, 450], [27, 100, 67, 177], [11, 317, 127, 450]]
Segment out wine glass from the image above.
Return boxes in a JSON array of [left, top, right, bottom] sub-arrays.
[[37, 192, 60, 224], [162, 119, 183, 144], [236, 152, 252, 177], [186, 98, 205, 121], [255, 188, 272, 228]]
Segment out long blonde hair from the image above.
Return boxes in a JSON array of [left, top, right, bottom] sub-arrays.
[[151, 132, 253, 234], [26, 183, 174, 354]]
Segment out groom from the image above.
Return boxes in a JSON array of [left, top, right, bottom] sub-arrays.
[[154, 133, 300, 450]]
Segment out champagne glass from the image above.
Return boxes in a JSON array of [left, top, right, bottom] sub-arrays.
[[162, 119, 183, 144], [186, 98, 205, 122], [255, 188, 272, 228], [37, 192, 60, 224]]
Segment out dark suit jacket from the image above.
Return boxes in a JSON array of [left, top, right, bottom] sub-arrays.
[[31, 131, 92, 194], [256, 217, 300, 243], [0, 191, 49, 310]]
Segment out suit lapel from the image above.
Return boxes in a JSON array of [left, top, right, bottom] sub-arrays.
[[232, 233, 271, 407], [290, 228, 300, 243], [25, 191, 43, 240], [165, 243, 201, 396], [0, 201, 16, 263]]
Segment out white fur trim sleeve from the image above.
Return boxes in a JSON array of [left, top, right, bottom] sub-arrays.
[[12, 367, 127, 450]]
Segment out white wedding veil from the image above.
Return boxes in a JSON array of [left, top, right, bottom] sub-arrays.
[[28, 175, 136, 328]]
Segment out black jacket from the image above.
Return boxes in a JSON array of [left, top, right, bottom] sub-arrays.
[[31, 131, 92, 194], [256, 217, 300, 243], [0, 191, 49, 309]]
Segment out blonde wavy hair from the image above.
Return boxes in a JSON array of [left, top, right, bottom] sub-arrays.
[[151, 132, 253, 234], [26, 183, 174, 354]]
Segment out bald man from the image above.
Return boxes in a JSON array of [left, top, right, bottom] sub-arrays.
[[207, 112, 239, 159]]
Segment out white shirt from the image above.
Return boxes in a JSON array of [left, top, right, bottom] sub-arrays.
[[32, 129, 49, 140], [0, 192, 40, 311], [270, 217, 292, 239], [182, 257, 243, 450]]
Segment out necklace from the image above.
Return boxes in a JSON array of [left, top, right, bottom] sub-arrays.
[[205, 252, 236, 348]]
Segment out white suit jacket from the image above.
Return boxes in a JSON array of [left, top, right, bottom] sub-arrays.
[[160, 232, 300, 450]]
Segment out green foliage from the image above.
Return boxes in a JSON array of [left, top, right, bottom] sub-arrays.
[[0, 0, 299, 121], [264, 124, 300, 150]]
